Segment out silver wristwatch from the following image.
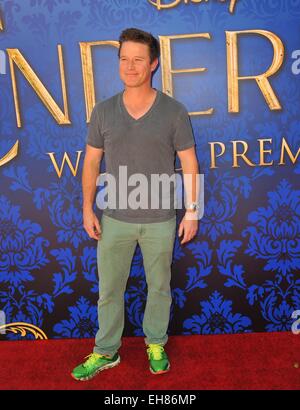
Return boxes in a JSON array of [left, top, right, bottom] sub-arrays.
[[186, 202, 199, 212]]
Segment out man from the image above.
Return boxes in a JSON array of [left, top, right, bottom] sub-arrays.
[[72, 28, 199, 381]]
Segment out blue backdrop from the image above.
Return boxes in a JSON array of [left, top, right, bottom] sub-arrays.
[[0, 0, 299, 340]]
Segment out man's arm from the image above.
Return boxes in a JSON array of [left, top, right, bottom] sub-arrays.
[[177, 146, 200, 244], [82, 144, 104, 240]]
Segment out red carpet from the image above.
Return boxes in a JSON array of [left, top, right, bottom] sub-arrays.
[[0, 332, 299, 390]]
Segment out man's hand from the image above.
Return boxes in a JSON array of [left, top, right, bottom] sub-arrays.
[[178, 213, 199, 245], [83, 208, 101, 240]]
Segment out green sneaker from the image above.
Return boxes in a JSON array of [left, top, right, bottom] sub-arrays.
[[71, 352, 120, 381], [147, 344, 170, 375]]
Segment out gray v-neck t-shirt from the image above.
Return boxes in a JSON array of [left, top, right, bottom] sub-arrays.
[[86, 89, 195, 223]]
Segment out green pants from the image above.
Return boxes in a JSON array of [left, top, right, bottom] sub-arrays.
[[93, 214, 177, 357]]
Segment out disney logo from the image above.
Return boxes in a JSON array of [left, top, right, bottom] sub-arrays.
[[147, 0, 239, 14]]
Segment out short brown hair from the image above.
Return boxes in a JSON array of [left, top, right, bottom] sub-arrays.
[[118, 28, 160, 63]]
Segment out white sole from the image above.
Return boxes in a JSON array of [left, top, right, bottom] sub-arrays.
[[72, 356, 121, 381]]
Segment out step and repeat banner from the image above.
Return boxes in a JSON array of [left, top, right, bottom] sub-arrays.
[[0, 0, 299, 340]]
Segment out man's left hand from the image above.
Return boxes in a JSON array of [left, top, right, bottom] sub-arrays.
[[178, 213, 199, 245]]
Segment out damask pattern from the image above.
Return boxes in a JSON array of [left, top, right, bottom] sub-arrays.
[[0, 0, 299, 340], [0, 195, 49, 286], [243, 180, 300, 276], [240, 0, 300, 19]]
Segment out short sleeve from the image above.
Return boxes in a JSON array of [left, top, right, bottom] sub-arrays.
[[173, 108, 195, 152], [86, 104, 104, 149]]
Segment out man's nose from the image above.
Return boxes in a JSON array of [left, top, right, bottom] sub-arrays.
[[127, 60, 135, 69]]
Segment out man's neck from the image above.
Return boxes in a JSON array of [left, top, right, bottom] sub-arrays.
[[123, 86, 156, 104]]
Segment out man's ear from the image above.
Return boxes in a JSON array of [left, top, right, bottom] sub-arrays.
[[151, 58, 159, 72]]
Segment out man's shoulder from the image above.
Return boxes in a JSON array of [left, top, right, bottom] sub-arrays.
[[158, 90, 188, 115], [93, 93, 120, 113]]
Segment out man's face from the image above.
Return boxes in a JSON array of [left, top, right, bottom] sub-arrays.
[[119, 41, 158, 89]]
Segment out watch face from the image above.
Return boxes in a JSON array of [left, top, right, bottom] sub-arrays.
[[186, 203, 199, 212], [187, 204, 197, 212]]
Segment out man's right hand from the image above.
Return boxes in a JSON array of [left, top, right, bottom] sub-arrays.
[[83, 209, 102, 240]]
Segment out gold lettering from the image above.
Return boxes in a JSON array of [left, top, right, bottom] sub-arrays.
[[159, 33, 213, 116], [279, 137, 300, 165], [0, 10, 19, 166], [47, 151, 83, 178], [0, 140, 19, 167], [229, 0, 238, 13], [7, 46, 70, 127], [0, 10, 3, 30], [79, 41, 119, 122], [226, 30, 284, 113], [231, 140, 256, 168], [209, 141, 226, 169], [258, 138, 273, 166]]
